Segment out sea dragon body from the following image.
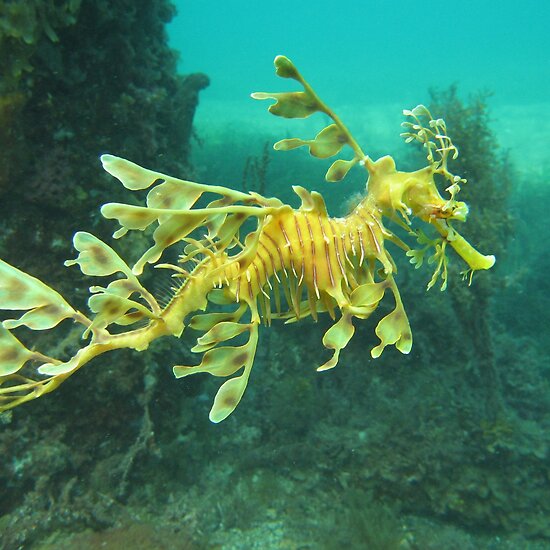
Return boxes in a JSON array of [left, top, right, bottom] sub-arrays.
[[0, 57, 494, 422]]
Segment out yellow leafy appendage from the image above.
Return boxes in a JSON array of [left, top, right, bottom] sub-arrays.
[[0, 56, 494, 423]]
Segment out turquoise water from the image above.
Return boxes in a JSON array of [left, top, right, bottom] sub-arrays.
[[169, 0, 550, 169], [170, 0, 549, 105]]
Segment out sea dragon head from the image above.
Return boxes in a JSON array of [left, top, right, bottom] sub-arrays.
[[364, 154, 469, 224], [359, 104, 495, 290]]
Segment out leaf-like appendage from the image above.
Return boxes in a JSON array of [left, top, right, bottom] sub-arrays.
[[189, 312, 239, 332], [65, 232, 134, 278], [89, 279, 141, 299], [101, 156, 276, 277], [174, 320, 259, 423], [209, 208, 249, 249], [38, 355, 80, 376], [326, 158, 358, 182], [0, 259, 76, 330], [318, 313, 355, 371], [251, 91, 319, 119], [192, 322, 251, 353], [147, 180, 203, 213], [406, 248, 425, 269], [307, 124, 348, 158], [275, 124, 348, 159], [273, 55, 300, 80], [290, 186, 329, 217], [101, 155, 166, 191], [86, 292, 155, 334], [209, 374, 249, 423], [133, 213, 208, 275], [4, 305, 73, 331], [0, 326, 35, 376], [253, 57, 368, 181], [173, 343, 250, 379], [350, 282, 387, 309], [425, 241, 449, 292], [273, 138, 307, 152], [88, 293, 142, 317], [101, 204, 159, 233], [371, 305, 412, 358]]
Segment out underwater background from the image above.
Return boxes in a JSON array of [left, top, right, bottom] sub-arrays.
[[0, 1, 549, 548]]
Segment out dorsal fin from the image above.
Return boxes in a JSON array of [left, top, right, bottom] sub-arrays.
[[292, 186, 328, 216]]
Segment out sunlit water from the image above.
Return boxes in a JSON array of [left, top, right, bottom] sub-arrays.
[[169, 0, 550, 172]]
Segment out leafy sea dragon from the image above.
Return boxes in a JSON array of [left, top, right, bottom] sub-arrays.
[[0, 56, 495, 423]]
